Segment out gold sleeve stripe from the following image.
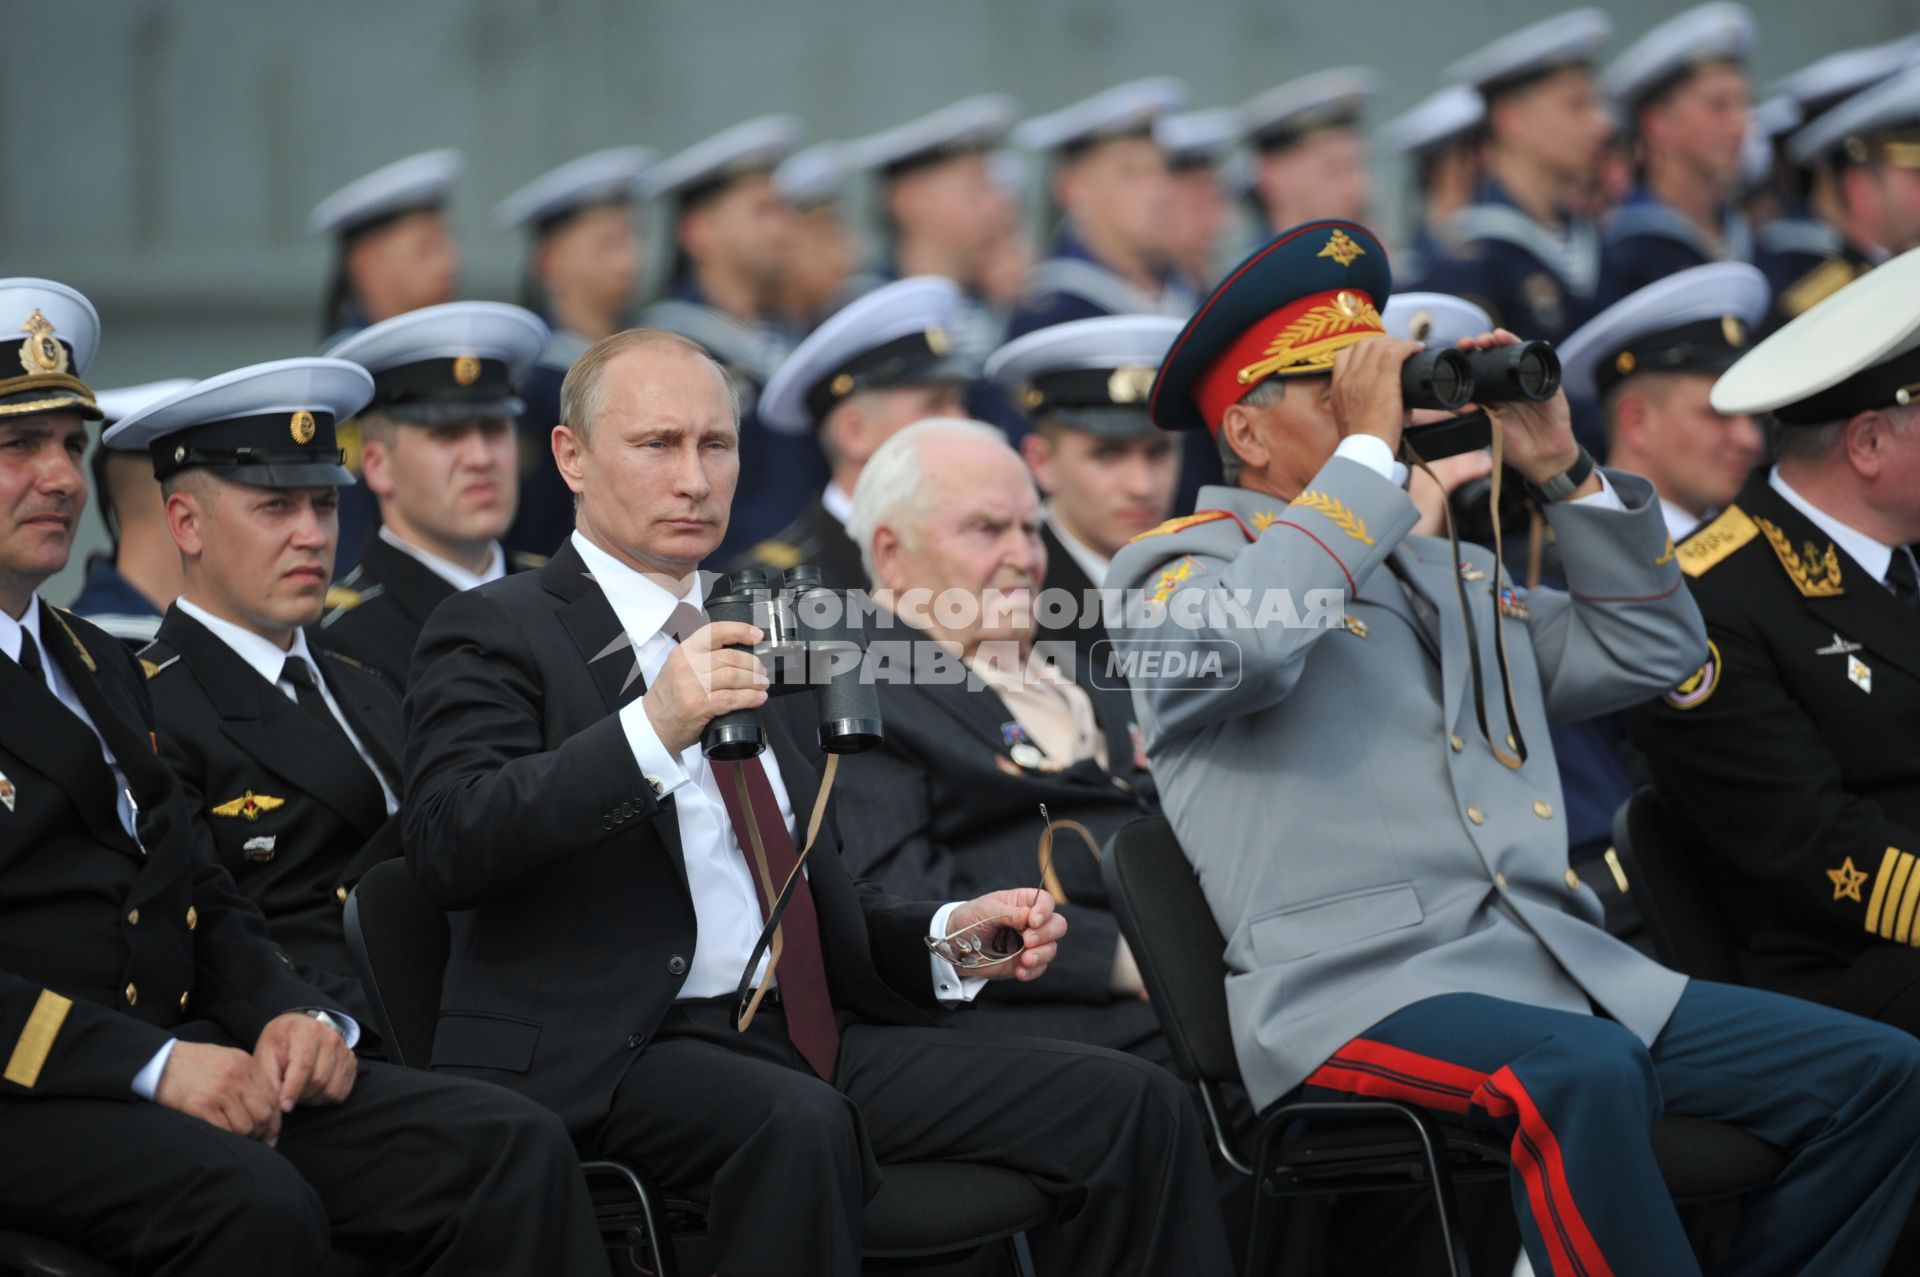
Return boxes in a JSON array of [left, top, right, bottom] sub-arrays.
[[3, 990, 72, 1089], [1867, 847, 1902, 934], [1872, 850, 1913, 938], [1894, 861, 1920, 945]]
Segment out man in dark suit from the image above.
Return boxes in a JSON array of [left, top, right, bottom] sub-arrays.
[[836, 418, 1163, 1058], [109, 359, 417, 1034], [0, 281, 604, 1275], [986, 314, 1184, 678], [733, 275, 970, 589], [1631, 248, 1920, 1032], [403, 327, 1234, 1277], [320, 301, 551, 685]]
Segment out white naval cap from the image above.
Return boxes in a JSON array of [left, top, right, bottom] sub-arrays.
[[1712, 246, 1920, 423], [1382, 293, 1495, 348], [1012, 77, 1190, 154], [308, 149, 462, 238], [985, 314, 1184, 437], [1603, 3, 1754, 113], [493, 147, 655, 232], [326, 301, 549, 424], [0, 278, 103, 420], [1240, 68, 1377, 151], [1380, 86, 1486, 157], [758, 276, 969, 434], [1769, 34, 1920, 118], [1787, 67, 1920, 169], [94, 380, 198, 427], [1740, 95, 1803, 189], [774, 143, 853, 208], [104, 358, 374, 488], [855, 95, 1020, 175], [988, 148, 1034, 198], [1445, 9, 1613, 96], [1559, 262, 1769, 405], [1155, 109, 1243, 170], [640, 116, 803, 203]]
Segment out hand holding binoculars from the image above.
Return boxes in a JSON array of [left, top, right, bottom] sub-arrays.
[[1397, 341, 1562, 460]]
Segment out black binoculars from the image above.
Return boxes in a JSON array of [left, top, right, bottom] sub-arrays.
[[1397, 342, 1561, 460], [701, 565, 883, 761]]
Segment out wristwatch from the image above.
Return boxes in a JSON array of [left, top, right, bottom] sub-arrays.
[[1526, 446, 1596, 504]]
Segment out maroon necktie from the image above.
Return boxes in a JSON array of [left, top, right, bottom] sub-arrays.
[[669, 603, 841, 1079]]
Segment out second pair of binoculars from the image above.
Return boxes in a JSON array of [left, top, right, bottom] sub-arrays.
[[1399, 340, 1562, 413], [700, 564, 883, 762]]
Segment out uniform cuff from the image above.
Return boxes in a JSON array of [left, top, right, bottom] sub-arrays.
[[1569, 469, 1624, 512], [1333, 433, 1408, 486], [131, 1039, 177, 1100], [302, 1009, 361, 1049], [618, 699, 691, 798], [928, 901, 987, 1007]]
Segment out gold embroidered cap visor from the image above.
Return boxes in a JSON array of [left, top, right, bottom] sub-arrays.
[[1148, 219, 1392, 434]]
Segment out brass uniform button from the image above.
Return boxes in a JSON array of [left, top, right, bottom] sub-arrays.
[[1344, 616, 1369, 639], [1495, 872, 1510, 890], [185, 906, 198, 931], [1533, 800, 1554, 820], [1449, 734, 1464, 752], [126, 909, 140, 926], [335, 886, 349, 904], [1564, 868, 1582, 892], [124, 983, 138, 1006], [1466, 805, 1485, 826], [179, 991, 190, 1011]]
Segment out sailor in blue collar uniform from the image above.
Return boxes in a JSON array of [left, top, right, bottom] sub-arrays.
[[1412, 9, 1615, 344], [493, 147, 653, 557], [1005, 77, 1196, 345], [1155, 109, 1242, 296], [1597, 3, 1757, 304], [1755, 35, 1920, 300], [1240, 68, 1377, 238], [636, 116, 821, 563], [307, 149, 463, 573], [770, 142, 861, 333], [1382, 85, 1486, 287], [72, 380, 195, 643]]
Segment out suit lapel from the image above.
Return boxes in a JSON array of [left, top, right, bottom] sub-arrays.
[[541, 540, 688, 884], [160, 610, 385, 836], [312, 643, 404, 791], [0, 622, 139, 854], [359, 534, 455, 630], [1040, 523, 1097, 600]]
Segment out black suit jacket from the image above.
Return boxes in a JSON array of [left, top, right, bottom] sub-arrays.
[[320, 532, 546, 687], [1629, 475, 1920, 1023], [0, 604, 334, 1102], [1037, 522, 1115, 682], [142, 607, 403, 1028], [830, 629, 1156, 1017], [728, 493, 866, 592], [403, 539, 943, 1133]]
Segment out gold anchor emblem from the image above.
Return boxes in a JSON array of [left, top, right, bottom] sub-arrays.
[[18, 310, 67, 376]]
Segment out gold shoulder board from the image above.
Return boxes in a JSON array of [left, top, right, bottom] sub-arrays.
[[1677, 506, 1758, 578], [1781, 258, 1861, 319], [1129, 510, 1251, 543], [323, 585, 362, 611], [751, 540, 804, 570]]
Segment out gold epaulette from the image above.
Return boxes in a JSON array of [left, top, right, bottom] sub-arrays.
[[1678, 506, 1758, 577], [508, 550, 548, 571], [1781, 258, 1863, 319], [750, 540, 804, 570], [323, 585, 362, 612], [323, 650, 367, 670], [1756, 517, 1845, 597], [1129, 510, 1252, 543]]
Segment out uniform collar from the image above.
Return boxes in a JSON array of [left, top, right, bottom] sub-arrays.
[[1659, 498, 1705, 543], [174, 596, 318, 687], [1045, 510, 1112, 586], [567, 529, 707, 647], [377, 524, 504, 591], [821, 482, 855, 529], [0, 594, 45, 665], [1769, 466, 1894, 584]]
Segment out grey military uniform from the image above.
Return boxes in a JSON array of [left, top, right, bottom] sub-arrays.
[[1106, 455, 1706, 1109]]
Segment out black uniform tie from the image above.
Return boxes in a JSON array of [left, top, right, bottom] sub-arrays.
[[1887, 548, 1919, 613], [14, 629, 45, 685], [280, 656, 355, 750]]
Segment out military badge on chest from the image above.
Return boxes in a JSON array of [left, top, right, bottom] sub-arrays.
[[1813, 633, 1872, 695], [0, 769, 14, 813], [1001, 721, 1046, 770]]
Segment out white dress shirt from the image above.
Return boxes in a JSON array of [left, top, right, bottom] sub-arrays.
[[1770, 467, 1905, 587], [175, 598, 397, 815], [569, 531, 983, 1004], [1335, 433, 1625, 513], [1044, 512, 1112, 589], [377, 525, 506, 592], [5, 598, 357, 1098], [820, 482, 855, 529], [1659, 499, 1704, 544]]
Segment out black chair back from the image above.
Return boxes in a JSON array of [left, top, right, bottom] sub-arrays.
[[1612, 787, 1742, 984], [1101, 816, 1242, 1086], [342, 859, 450, 1068]]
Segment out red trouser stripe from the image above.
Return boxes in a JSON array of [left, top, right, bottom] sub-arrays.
[[1306, 1041, 1615, 1277]]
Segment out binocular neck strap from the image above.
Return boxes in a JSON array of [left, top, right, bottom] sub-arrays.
[[1035, 814, 1103, 905], [1401, 428, 1528, 773], [731, 752, 841, 1035]]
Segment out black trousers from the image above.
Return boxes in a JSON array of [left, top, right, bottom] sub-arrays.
[[0, 1059, 604, 1275], [589, 1001, 1234, 1277]]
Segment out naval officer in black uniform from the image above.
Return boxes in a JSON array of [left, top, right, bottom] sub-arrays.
[[320, 301, 550, 685], [0, 280, 603, 1275]]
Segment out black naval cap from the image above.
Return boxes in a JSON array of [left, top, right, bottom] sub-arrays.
[[325, 301, 549, 425], [103, 358, 374, 488], [1558, 262, 1770, 405], [986, 315, 1185, 439], [0, 279, 103, 422]]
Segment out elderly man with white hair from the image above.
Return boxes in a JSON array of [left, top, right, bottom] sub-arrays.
[[835, 418, 1168, 1059]]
